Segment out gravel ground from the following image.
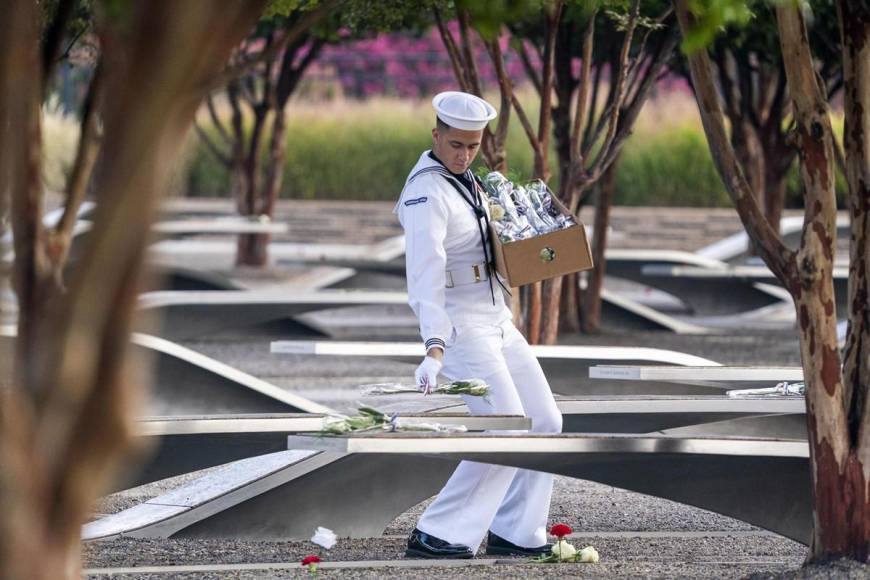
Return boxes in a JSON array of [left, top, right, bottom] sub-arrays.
[[83, 203, 864, 579]]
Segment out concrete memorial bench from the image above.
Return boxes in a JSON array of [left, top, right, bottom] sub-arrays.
[[151, 217, 288, 236], [0, 328, 328, 416], [137, 290, 411, 340], [85, 413, 529, 541], [110, 413, 530, 492], [85, 433, 810, 544], [271, 339, 722, 396], [132, 333, 332, 416], [138, 286, 707, 343], [589, 365, 804, 385], [695, 214, 850, 264], [149, 234, 405, 264], [288, 433, 811, 544], [641, 264, 846, 318], [429, 395, 807, 439]]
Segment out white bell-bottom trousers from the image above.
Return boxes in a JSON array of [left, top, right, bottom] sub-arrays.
[[415, 318, 563, 552]]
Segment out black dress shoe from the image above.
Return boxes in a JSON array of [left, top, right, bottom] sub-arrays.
[[405, 528, 474, 559], [484, 531, 552, 556]]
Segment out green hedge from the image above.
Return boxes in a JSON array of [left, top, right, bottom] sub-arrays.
[[182, 104, 846, 207]]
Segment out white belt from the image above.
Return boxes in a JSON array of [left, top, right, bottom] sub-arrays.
[[446, 264, 490, 288]]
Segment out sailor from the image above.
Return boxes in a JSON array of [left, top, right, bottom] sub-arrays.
[[394, 91, 563, 559]]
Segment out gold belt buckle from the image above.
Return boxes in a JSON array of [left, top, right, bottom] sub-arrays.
[[473, 264, 481, 282]]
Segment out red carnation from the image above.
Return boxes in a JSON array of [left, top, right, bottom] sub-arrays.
[[301, 555, 321, 566], [550, 523, 572, 538]]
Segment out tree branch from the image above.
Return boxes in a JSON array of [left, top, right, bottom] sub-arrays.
[[211, 0, 341, 91], [41, 0, 75, 90], [516, 39, 542, 96], [194, 121, 232, 166], [53, 59, 105, 252], [482, 37, 513, 156], [570, 13, 595, 167], [433, 6, 471, 92], [206, 93, 232, 145], [589, 0, 640, 172], [457, 7, 484, 98], [512, 93, 540, 152]]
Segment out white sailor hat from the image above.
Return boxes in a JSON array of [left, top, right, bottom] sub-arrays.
[[432, 91, 497, 131]]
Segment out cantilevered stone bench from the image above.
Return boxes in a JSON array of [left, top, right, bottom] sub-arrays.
[[695, 214, 850, 264], [0, 329, 329, 417], [300, 265, 708, 333], [136, 290, 410, 340], [90, 434, 810, 543], [271, 339, 721, 396], [151, 218, 288, 236], [589, 365, 804, 386], [149, 234, 405, 264], [286, 433, 812, 545], [134, 333, 332, 416], [642, 264, 847, 318], [87, 412, 529, 540], [430, 396, 807, 438], [111, 413, 530, 492], [139, 287, 707, 342]]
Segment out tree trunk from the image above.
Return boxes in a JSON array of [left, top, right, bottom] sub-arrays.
[[581, 154, 619, 334], [559, 272, 580, 333], [676, 0, 870, 563], [834, 0, 870, 562], [236, 233, 270, 266], [527, 281, 543, 344], [0, 2, 266, 578], [732, 122, 765, 256], [539, 276, 563, 344], [763, 162, 787, 235]]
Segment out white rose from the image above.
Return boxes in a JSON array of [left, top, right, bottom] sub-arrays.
[[578, 546, 599, 563], [489, 202, 506, 221], [551, 539, 576, 561]]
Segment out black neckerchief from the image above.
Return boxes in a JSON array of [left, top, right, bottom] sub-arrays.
[[411, 154, 511, 303]]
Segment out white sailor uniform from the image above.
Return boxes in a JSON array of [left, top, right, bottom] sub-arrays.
[[394, 151, 563, 552]]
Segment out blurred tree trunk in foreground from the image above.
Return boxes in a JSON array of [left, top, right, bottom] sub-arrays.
[[677, 0, 869, 564], [0, 1, 264, 578]]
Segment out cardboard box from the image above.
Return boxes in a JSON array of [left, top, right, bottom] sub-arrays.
[[489, 198, 593, 287]]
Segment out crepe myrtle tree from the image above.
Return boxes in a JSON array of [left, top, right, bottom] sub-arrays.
[[421, 1, 679, 342], [0, 1, 266, 578], [450, 0, 678, 342], [195, 0, 343, 267], [510, 0, 681, 338], [673, 0, 842, 237], [676, 0, 869, 564]]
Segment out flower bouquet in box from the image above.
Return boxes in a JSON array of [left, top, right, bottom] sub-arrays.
[[478, 170, 593, 287], [481, 171, 576, 243]]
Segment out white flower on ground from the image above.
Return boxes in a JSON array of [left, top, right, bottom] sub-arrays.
[[578, 545, 599, 563], [311, 526, 337, 550], [551, 539, 577, 561]]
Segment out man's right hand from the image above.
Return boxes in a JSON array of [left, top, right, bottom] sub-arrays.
[[414, 355, 443, 395]]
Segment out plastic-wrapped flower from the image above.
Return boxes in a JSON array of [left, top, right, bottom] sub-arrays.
[[549, 523, 572, 538], [551, 539, 577, 561], [578, 545, 600, 563], [301, 555, 321, 575], [311, 526, 337, 549]]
